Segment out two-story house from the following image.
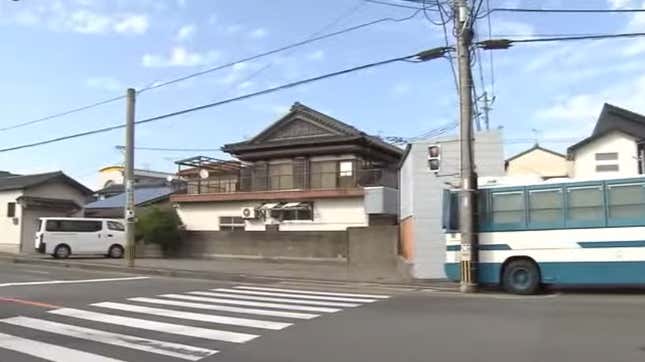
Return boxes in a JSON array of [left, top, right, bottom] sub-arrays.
[[171, 102, 402, 233], [568, 103, 645, 178]]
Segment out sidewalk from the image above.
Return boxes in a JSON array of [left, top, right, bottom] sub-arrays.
[[0, 254, 455, 287]]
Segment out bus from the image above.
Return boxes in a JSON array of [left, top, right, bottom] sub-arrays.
[[444, 176, 645, 294]]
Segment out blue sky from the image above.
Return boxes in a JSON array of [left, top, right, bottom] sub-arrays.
[[0, 0, 644, 188]]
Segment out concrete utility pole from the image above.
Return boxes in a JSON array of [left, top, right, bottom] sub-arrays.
[[454, 0, 478, 293], [124, 88, 136, 267]]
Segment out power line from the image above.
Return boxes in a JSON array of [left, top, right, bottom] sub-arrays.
[[0, 10, 421, 133], [117, 146, 222, 152], [0, 48, 444, 153], [478, 32, 645, 48], [431, 0, 459, 92], [364, 0, 426, 10], [136, 10, 422, 94], [484, 7, 645, 16], [484, 0, 494, 98]]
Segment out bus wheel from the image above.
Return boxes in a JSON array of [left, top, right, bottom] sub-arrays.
[[502, 259, 541, 295], [53, 244, 71, 259]]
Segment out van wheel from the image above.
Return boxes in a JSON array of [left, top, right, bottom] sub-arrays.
[[502, 259, 541, 295], [108, 245, 124, 259], [53, 245, 71, 259]]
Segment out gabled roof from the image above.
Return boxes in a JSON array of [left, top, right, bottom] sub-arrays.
[[222, 102, 403, 157], [0, 171, 18, 178], [505, 144, 565, 164], [85, 186, 176, 209], [568, 103, 645, 157], [0, 171, 92, 195]]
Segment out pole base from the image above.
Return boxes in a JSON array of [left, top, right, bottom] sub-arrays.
[[459, 283, 478, 293]]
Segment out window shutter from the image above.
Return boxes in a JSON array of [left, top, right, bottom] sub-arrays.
[[239, 167, 252, 191], [293, 157, 308, 189]]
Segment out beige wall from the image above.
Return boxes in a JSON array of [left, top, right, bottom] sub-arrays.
[[572, 131, 639, 179], [506, 148, 568, 178], [25, 182, 89, 212], [176, 197, 368, 232], [0, 190, 23, 253]]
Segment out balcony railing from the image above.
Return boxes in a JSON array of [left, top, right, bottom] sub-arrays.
[[185, 168, 398, 195]]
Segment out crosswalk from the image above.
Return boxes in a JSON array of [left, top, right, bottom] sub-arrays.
[[0, 284, 391, 361]]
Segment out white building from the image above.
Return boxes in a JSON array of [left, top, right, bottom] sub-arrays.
[[568, 103, 645, 179], [398, 131, 506, 279], [0, 171, 92, 254]]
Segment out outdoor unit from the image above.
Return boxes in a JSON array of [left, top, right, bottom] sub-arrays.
[[241, 207, 259, 219]]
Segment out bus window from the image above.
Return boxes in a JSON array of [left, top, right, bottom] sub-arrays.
[[566, 185, 604, 226], [607, 183, 645, 224], [491, 191, 525, 228], [528, 188, 563, 228]]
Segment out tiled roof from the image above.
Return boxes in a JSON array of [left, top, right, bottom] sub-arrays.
[[85, 186, 175, 209]]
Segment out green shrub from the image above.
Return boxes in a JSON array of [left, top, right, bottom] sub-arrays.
[[135, 207, 181, 251]]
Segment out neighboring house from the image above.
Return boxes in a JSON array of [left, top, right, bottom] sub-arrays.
[[96, 166, 175, 199], [84, 184, 180, 218], [505, 144, 569, 179], [568, 103, 645, 179], [398, 130, 505, 279], [0, 171, 92, 254], [172, 102, 403, 232]]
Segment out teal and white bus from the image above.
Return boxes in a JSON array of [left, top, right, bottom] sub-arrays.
[[444, 176, 645, 294]]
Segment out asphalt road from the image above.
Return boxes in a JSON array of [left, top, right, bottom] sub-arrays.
[[1, 262, 645, 362]]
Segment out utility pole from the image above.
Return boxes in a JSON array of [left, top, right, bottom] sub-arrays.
[[124, 88, 136, 267], [454, 0, 478, 293]]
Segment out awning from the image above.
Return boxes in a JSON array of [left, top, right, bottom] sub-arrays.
[[280, 202, 311, 210], [260, 203, 280, 210]]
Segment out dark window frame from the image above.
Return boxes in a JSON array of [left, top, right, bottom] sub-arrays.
[[219, 216, 245, 231], [6, 202, 15, 218]]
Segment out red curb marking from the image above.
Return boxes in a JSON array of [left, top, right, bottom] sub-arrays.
[[0, 297, 61, 309]]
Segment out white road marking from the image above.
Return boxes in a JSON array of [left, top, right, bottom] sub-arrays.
[[1, 316, 217, 361], [0, 276, 149, 288], [92, 302, 292, 330], [161, 294, 341, 313], [234, 286, 391, 299], [194, 291, 360, 307], [213, 288, 377, 303], [130, 297, 319, 320], [48, 308, 257, 343], [0, 331, 125, 362]]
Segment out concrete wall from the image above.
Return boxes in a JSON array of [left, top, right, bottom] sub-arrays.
[[506, 148, 568, 178], [0, 190, 23, 254], [572, 131, 639, 179], [347, 226, 398, 268], [399, 130, 505, 279], [178, 230, 348, 260], [176, 197, 368, 232]]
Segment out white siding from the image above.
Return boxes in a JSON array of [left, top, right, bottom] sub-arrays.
[[177, 198, 368, 232], [572, 131, 639, 179], [400, 130, 505, 279], [0, 190, 23, 253]]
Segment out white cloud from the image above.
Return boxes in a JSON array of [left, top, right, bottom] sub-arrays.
[[6, 4, 150, 35], [224, 24, 243, 34], [86, 76, 123, 92], [208, 14, 217, 25], [142, 47, 221, 67], [391, 82, 411, 96], [175, 24, 196, 41], [237, 81, 254, 90], [492, 20, 534, 37], [536, 94, 602, 122], [306, 50, 325, 61], [249, 28, 268, 39], [271, 105, 290, 115], [608, 0, 636, 9], [113, 14, 149, 35], [177, 0, 187, 8]]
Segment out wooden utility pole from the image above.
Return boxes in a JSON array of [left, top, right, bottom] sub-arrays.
[[454, 0, 478, 293], [124, 88, 136, 267]]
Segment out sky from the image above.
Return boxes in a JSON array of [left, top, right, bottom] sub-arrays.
[[0, 0, 644, 189]]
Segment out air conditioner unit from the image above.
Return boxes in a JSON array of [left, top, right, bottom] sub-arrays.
[[241, 207, 258, 219]]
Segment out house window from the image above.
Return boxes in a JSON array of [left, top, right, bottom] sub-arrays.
[[220, 216, 245, 231], [338, 161, 355, 188], [269, 163, 294, 190], [270, 203, 313, 221], [310, 161, 337, 189], [596, 164, 619, 172], [6, 202, 15, 218], [595, 152, 618, 161]]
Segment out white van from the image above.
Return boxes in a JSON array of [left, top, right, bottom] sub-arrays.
[[35, 218, 126, 259]]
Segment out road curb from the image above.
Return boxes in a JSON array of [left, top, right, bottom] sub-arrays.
[[0, 255, 456, 289]]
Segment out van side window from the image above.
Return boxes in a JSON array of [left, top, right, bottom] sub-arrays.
[[107, 221, 125, 231], [45, 220, 102, 232]]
